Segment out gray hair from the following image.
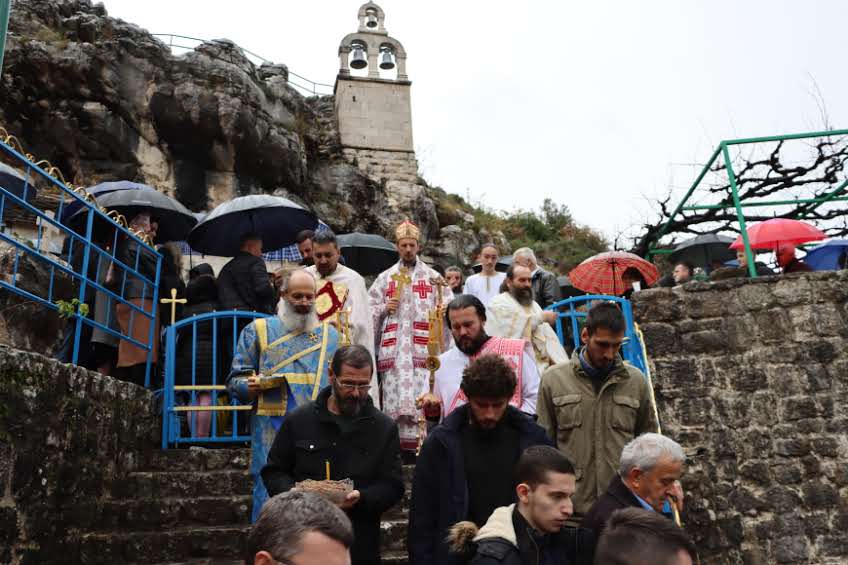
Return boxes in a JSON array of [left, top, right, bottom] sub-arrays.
[[445, 266, 463, 275], [279, 267, 315, 293], [619, 433, 685, 476], [513, 247, 537, 265], [246, 491, 353, 563]]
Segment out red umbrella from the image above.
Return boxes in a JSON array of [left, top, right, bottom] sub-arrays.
[[729, 219, 826, 250], [569, 251, 660, 296]]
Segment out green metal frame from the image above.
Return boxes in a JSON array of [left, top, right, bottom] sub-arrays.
[[646, 128, 848, 278]]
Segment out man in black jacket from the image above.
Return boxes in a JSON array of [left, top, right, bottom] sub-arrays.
[[408, 355, 554, 565], [217, 233, 276, 314], [262, 345, 404, 565]]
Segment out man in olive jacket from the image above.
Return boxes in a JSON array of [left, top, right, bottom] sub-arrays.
[[537, 302, 657, 523]]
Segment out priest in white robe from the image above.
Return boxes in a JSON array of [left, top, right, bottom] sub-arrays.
[[431, 295, 539, 420], [486, 263, 567, 373], [462, 242, 507, 309], [306, 230, 378, 405], [368, 220, 453, 452]]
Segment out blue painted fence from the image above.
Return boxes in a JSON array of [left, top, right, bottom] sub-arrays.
[[0, 137, 162, 386], [161, 310, 270, 448], [546, 295, 648, 375]]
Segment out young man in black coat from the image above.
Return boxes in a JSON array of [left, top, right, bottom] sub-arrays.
[[408, 355, 554, 565], [261, 345, 404, 565]]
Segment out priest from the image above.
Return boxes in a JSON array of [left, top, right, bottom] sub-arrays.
[[486, 263, 568, 373], [228, 269, 339, 521], [306, 230, 378, 404], [368, 220, 453, 453]]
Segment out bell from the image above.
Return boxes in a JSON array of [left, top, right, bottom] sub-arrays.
[[350, 46, 367, 70], [366, 12, 378, 28], [379, 50, 395, 70]]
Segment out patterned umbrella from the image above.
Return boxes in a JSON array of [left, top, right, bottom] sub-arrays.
[[569, 251, 659, 296], [729, 219, 826, 250]]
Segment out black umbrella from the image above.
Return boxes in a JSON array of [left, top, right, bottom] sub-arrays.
[[471, 255, 512, 274], [668, 234, 736, 269], [60, 180, 154, 224], [97, 188, 197, 243], [337, 232, 398, 276], [188, 195, 317, 257], [0, 162, 37, 203], [556, 275, 584, 299]]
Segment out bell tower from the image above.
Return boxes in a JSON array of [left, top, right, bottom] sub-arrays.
[[335, 2, 417, 184]]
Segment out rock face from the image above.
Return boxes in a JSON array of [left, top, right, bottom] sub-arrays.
[[633, 271, 848, 565], [0, 0, 491, 258]]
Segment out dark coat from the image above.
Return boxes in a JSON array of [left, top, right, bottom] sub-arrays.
[[407, 405, 554, 565], [580, 474, 641, 548], [116, 237, 160, 300], [531, 268, 560, 309], [262, 387, 404, 565], [216, 251, 276, 313], [783, 259, 813, 274], [175, 275, 221, 386]]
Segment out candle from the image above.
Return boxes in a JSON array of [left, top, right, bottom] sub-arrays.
[[325, 460, 330, 481]]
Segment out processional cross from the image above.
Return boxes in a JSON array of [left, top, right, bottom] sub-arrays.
[[390, 267, 412, 299], [160, 287, 187, 325]]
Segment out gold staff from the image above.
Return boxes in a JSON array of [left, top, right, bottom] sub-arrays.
[[160, 287, 187, 325]]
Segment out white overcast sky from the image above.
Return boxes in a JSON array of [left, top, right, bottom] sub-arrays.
[[98, 0, 848, 244]]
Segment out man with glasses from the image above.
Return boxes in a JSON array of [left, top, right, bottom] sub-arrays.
[[262, 345, 404, 565], [228, 269, 339, 522], [248, 490, 353, 565]]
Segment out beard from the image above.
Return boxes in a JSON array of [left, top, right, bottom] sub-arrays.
[[332, 382, 366, 417], [455, 331, 489, 356], [277, 299, 320, 332], [510, 286, 534, 306]]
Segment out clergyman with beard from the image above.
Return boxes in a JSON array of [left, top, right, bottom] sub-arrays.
[[486, 264, 568, 374], [408, 355, 553, 565], [261, 345, 404, 565], [427, 294, 540, 421], [228, 269, 340, 523]]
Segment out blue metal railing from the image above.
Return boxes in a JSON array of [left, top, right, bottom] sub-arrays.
[[0, 137, 162, 386], [162, 310, 271, 448], [545, 295, 648, 375]]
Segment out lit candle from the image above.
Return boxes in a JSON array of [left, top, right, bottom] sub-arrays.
[[325, 460, 330, 481]]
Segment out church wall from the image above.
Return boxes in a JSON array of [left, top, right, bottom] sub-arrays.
[[633, 271, 848, 564], [0, 346, 159, 564], [335, 77, 415, 152]]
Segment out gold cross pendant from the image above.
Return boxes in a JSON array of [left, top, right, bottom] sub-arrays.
[[308, 332, 320, 343]]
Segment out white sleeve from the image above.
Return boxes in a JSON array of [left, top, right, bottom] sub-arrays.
[[520, 350, 540, 415]]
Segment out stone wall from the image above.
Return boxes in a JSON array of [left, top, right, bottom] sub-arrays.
[[335, 76, 415, 152], [633, 271, 848, 565], [0, 346, 159, 564]]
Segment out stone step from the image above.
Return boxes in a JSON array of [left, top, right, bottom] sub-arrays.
[[115, 470, 253, 499], [382, 551, 408, 565], [79, 525, 248, 564], [380, 518, 408, 553], [142, 447, 251, 473], [68, 496, 251, 532]]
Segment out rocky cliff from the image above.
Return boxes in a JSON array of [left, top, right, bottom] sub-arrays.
[[0, 0, 498, 262]]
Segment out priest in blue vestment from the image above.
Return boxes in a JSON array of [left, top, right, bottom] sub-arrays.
[[228, 269, 339, 521]]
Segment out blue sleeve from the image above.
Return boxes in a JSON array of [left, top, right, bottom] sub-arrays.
[[227, 322, 259, 402]]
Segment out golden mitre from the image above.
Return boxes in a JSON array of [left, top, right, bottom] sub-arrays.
[[395, 219, 420, 241]]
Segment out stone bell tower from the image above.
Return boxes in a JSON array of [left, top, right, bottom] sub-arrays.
[[335, 2, 418, 185]]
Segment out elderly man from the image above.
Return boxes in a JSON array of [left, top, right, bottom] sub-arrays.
[[228, 269, 339, 521], [368, 219, 453, 453], [486, 264, 567, 373], [408, 355, 552, 565], [512, 247, 560, 309], [777, 243, 813, 274], [582, 433, 685, 543], [464, 243, 507, 308], [306, 230, 378, 403], [445, 266, 464, 295], [672, 262, 694, 286], [431, 295, 539, 420], [248, 491, 353, 565], [262, 345, 404, 565], [537, 302, 658, 524]]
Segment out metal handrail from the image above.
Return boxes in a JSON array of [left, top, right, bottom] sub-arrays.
[[152, 33, 334, 96]]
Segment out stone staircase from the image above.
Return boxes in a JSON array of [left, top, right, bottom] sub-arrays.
[[76, 447, 411, 565]]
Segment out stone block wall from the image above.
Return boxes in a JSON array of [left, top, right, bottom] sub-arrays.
[[633, 271, 848, 564], [342, 147, 419, 185], [335, 77, 414, 152], [0, 346, 159, 564]]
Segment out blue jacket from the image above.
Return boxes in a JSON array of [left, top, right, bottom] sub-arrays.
[[407, 405, 554, 565]]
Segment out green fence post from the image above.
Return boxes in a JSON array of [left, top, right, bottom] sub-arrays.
[[0, 0, 10, 79], [722, 142, 757, 278]]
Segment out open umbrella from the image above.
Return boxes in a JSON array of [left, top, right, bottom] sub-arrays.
[[729, 219, 826, 250], [97, 188, 197, 243], [188, 195, 317, 257], [337, 232, 398, 276], [802, 240, 848, 271], [0, 162, 37, 203], [669, 234, 736, 268], [60, 180, 154, 224], [569, 251, 659, 296]]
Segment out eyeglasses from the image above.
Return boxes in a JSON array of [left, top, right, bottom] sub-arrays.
[[336, 382, 372, 393]]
